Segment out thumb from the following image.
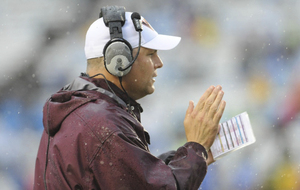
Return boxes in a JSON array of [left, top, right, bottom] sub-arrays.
[[186, 100, 194, 116]]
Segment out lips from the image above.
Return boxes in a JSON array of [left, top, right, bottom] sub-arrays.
[[152, 75, 157, 81]]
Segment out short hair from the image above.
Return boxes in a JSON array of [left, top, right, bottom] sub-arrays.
[[86, 57, 104, 73]]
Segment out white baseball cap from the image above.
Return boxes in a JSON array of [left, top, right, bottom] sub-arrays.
[[84, 12, 181, 59]]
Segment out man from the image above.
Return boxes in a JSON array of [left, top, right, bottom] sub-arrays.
[[34, 6, 226, 190]]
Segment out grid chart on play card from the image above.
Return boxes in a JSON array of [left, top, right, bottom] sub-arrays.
[[211, 112, 256, 160]]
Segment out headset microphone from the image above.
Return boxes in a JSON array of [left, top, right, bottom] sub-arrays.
[[131, 12, 143, 31], [118, 12, 143, 72]]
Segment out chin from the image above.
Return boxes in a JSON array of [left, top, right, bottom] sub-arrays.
[[135, 86, 155, 100], [149, 86, 155, 94]]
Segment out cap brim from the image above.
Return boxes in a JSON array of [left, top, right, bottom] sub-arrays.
[[141, 34, 181, 50]]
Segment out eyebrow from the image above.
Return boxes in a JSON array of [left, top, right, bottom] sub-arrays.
[[150, 50, 157, 54]]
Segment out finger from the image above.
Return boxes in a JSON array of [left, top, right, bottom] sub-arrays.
[[213, 100, 226, 123], [194, 86, 215, 111], [208, 89, 224, 118], [203, 85, 222, 113], [185, 100, 194, 116]]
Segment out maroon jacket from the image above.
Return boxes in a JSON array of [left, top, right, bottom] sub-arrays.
[[34, 76, 208, 190]]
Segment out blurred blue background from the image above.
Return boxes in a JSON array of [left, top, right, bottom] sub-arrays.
[[1, 0, 300, 189]]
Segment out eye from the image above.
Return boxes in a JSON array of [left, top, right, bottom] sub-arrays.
[[148, 51, 156, 56]]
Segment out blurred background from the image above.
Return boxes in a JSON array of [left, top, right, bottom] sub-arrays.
[[1, 0, 300, 189]]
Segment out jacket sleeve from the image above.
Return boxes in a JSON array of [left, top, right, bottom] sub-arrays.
[[90, 130, 208, 190], [168, 142, 208, 190], [157, 150, 176, 164]]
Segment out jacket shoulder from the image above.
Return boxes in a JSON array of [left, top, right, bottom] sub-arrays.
[[72, 99, 141, 143]]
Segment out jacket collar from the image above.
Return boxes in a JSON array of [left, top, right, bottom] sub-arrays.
[[80, 74, 143, 120]]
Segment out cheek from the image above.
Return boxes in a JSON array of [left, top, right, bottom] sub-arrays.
[[129, 58, 153, 83], [139, 59, 149, 71], [143, 59, 155, 74]]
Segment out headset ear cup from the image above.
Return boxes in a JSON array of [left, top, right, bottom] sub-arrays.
[[104, 40, 133, 77]]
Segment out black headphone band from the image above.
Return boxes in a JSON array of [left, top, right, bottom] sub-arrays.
[[100, 6, 126, 40]]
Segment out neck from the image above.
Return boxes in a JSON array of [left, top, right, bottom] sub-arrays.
[[88, 69, 124, 93]]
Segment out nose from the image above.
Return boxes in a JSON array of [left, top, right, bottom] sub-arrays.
[[154, 55, 163, 69]]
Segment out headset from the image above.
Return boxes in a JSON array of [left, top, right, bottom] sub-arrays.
[[100, 6, 142, 77]]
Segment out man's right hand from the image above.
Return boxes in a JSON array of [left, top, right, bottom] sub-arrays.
[[184, 85, 226, 151]]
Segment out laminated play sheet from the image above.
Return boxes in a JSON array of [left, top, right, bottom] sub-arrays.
[[211, 112, 256, 160]]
